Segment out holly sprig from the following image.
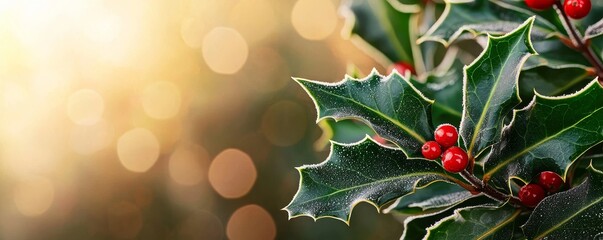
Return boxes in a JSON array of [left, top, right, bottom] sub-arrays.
[[286, 0, 603, 239]]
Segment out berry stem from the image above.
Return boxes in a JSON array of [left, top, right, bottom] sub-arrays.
[[459, 170, 522, 206], [555, 1, 603, 83]]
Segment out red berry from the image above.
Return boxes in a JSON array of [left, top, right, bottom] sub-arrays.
[[519, 183, 546, 207], [434, 124, 458, 148], [524, 0, 555, 10], [537, 171, 565, 193], [441, 147, 468, 173], [421, 141, 442, 160], [388, 62, 416, 75], [564, 0, 591, 19], [373, 134, 389, 145]]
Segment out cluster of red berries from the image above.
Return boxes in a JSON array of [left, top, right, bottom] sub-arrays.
[[525, 0, 591, 19], [518, 171, 565, 207], [421, 124, 469, 173]]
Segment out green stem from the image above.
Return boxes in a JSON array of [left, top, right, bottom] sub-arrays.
[[459, 170, 522, 207]]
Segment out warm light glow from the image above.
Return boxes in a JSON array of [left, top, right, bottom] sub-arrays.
[[208, 149, 256, 199], [226, 204, 276, 240], [169, 144, 208, 186], [70, 119, 113, 155], [229, 0, 277, 43], [141, 81, 182, 120], [13, 176, 55, 217], [261, 101, 307, 146], [117, 128, 160, 173], [86, 14, 121, 44], [202, 27, 248, 74], [67, 89, 105, 125], [107, 201, 143, 239], [181, 17, 207, 49], [291, 0, 338, 40]]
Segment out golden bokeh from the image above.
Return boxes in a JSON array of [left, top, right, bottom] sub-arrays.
[[141, 81, 182, 120], [291, 0, 338, 40], [208, 149, 257, 199], [229, 0, 277, 44], [202, 27, 248, 74], [117, 128, 160, 173], [70, 119, 114, 155], [67, 89, 105, 126], [13, 176, 55, 217], [169, 144, 209, 186], [226, 204, 276, 240]]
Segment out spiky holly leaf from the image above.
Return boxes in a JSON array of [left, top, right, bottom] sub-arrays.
[[400, 195, 494, 240], [425, 204, 525, 239], [411, 59, 464, 127], [418, 0, 557, 46], [314, 119, 375, 151], [384, 181, 471, 215], [343, 0, 419, 66], [284, 138, 458, 223], [484, 79, 603, 192], [523, 166, 603, 239], [459, 17, 536, 159], [295, 71, 433, 158], [518, 66, 591, 101]]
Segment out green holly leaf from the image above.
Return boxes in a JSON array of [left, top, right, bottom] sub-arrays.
[[518, 66, 592, 101], [585, 18, 603, 41], [524, 39, 591, 70], [343, 0, 419, 66], [424, 204, 524, 239], [411, 59, 464, 127], [314, 119, 375, 151], [400, 195, 494, 240], [384, 181, 471, 215], [284, 138, 458, 223], [522, 166, 603, 239], [459, 17, 536, 159], [484, 79, 603, 192], [418, 0, 557, 46], [295, 71, 434, 158]]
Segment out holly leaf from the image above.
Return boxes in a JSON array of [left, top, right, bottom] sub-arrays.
[[518, 66, 592, 102], [400, 195, 494, 240], [484, 79, 603, 192], [411, 59, 464, 127], [284, 138, 457, 223], [459, 17, 537, 159], [424, 204, 524, 239], [314, 119, 375, 151], [522, 166, 603, 239], [295, 71, 433, 158], [418, 0, 557, 46], [585, 18, 603, 41], [384, 181, 471, 215], [524, 39, 591, 70], [342, 0, 419, 66]]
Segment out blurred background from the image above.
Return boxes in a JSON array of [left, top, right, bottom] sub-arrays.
[[0, 0, 406, 239]]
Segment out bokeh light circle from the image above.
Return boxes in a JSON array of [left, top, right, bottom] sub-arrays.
[[117, 128, 160, 173], [168, 145, 207, 186], [13, 176, 55, 217], [226, 204, 276, 240], [291, 0, 338, 40], [141, 81, 182, 120], [208, 149, 256, 199], [67, 89, 105, 125], [202, 27, 248, 74], [70, 119, 113, 155]]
